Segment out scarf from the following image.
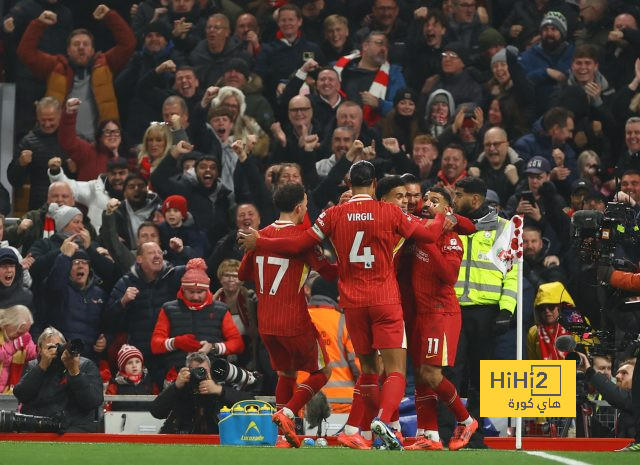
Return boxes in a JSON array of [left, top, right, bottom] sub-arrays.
[[177, 288, 214, 310], [276, 30, 302, 46], [43, 215, 55, 239], [334, 51, 390, 127], [0, 332, 29, 393], [538, 323, 571, 360]]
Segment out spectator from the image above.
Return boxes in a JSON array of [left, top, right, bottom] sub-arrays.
[[151, 150, 231, 247], [433, 143, 468, 191], [138, 121, 173, 180], [8, 97, 67, 211], [514, 106, 578, 193], [0, 305, 37, 393], [601, 13, 640, 93], [321, 14, 353, 63], [106, 344, 159, 403], [447, 0, 487, 52], [47, 157, 129, 232], [613, 169, 640, 208], [334, 31, 405, 127], [14, 326, 104, 432], [159, 0, 205, 55], [615, 117, 640, 177], [254, 4, 324, 105], [379, 88, 420, 154], [486, 47, 536, 126], [565, 179, 594, 216], [218, 58, 275, 133], [107, 242, 185, 385], [270, 95, 321, 164], [316, 127, 355, 178], [57, 98, 124, 181], [0, 249, 33, 310], [44, 247, 108, 364], [206, 203, 261, 290], [212, 259, 258, 370], [17, 5, 136, 141], [189, 13, 251, 87], [103, 173, 161, 251], [518, 11, 574, 115], [469, 127, 522, 206], [0, 215, 33, 289], [526, 281, 579, 360], [438, 103, 484, 161], [421, 89, 455, 138], [116, 21, 182, 143], [405, 8, 447, 93], [234, 13, 261, 58], [130, 0, 171, 44], [28, 202, 115, 287], [279, 62, 343, 137], [149, 351, 253, 434], [5, 181, 96, 254], [151, 258, 244, 378], [210, 86, 270, 158], [354, 0, 407, 65], [574, 0, 610, 48], [159, 195, 210, 265], [522, 225, 567, 292], [409, 135, 440, 183], [564, 44, 614, 112], [576, 150, 608, 197]]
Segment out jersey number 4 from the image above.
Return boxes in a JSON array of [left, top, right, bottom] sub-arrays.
[[256, 256, 289, 295], [349, 231, 375, 269]]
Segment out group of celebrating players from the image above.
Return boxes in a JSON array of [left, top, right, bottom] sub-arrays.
[[238, 157, 479, 451]]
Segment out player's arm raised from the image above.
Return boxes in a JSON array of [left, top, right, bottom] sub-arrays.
[[408, 212, 445, 243], [239, 227, 320, 256]]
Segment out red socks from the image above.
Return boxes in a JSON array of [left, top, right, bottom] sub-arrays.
[[346, 378, 364, 428], [434, 377, 469, 423], [286, 371, 329, 413], [415, 384, 438, 431], [359, 373, 380, 430], [378, 371, 406, 423], [275, 375, 297, 411]]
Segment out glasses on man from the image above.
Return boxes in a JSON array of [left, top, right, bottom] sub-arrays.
[[289, 107, 311, 113], [72, 259, 89, 266], [206, 25, 228, 31], [484, 141, 507, 148], [103, 129, 121, 136], [442, 51, 460, 59]]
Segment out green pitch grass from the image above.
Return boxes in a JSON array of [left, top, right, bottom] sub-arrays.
[[2, 442, 639, 465]]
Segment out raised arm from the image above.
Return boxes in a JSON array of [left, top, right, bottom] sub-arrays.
[[99, 7, 136, 74], [242, 228, 321, 257]]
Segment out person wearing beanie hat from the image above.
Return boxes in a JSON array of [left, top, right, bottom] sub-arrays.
[[479, 28, 506, 54], [430, 41, 483, 112], [0, 249, 33, 309], [48, 203, 83, 235], [224, 58, 250, 80], [151, 258, 245, 378], [106, 344, 159, 399], [381, 87, 421, 153], [144, 21, 172, 45], [158, 195, 210, 267], [519, 11, 574, 114]]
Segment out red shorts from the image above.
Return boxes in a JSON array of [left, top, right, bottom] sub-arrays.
[[410, 312, 461, 367], [344, 304, 407, 354], [261, 327, 328, 373]]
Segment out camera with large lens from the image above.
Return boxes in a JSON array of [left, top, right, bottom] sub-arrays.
[[210, 358, 259, 390], [55, 338, 84, 359], [0, 411, 63, 433], [189, 366, 208, 390]]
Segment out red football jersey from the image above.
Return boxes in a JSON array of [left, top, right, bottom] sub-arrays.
[[239, 221, 331, 336], [412, 230, 463, 314], [310, 194, 418, 308]]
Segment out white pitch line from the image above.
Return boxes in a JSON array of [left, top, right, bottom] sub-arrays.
[[525, 451, 593, 465]]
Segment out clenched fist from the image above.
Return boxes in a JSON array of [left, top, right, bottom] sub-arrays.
[[93, 4, 110, 21], [18, 150, 33, 167], [38, 10, 57, 26]]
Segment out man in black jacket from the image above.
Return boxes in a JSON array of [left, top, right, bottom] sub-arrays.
[[13, 326, 104, 432], [150, 351, 253, 434]]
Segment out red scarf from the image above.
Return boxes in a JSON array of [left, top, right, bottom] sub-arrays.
[[276, 30, 301, 45], [436, 169, 468, 187], [177, 288, 214, 310], [43, 216, 55, 239], [118, 370, 143, 385], [538, 323, 571, 360], [334, 51, 390, 127]]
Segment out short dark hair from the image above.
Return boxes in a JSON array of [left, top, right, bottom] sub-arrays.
[[443, 143, 466, 157], [137, 221, 160, 238], [376, 175, 405, 199], [278, 3, 302, 19], [621, 169, 640, 178], [176, 65, 197, 75], [124, 173, 147, 189], [207, 105, 234, 121], [67, 28, 94, 47], [273, 183, 305, 213], [349, 160, 376, 187], [543, 107, 574, 130], [426, 9, 448, 27], [427, 186, 452, 206], [400, 173, 420, 186], [523, 224, 543, 236], [455, 176, 487, 197], [573, 44, 600, 62]]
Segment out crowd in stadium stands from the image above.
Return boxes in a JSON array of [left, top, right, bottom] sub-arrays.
[[1, 0, 640, 447]]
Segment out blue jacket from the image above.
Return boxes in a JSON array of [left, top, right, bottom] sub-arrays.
[[45, 254, 107, 362], [518, 42, 574, 112], [513, 117, 578, 191]]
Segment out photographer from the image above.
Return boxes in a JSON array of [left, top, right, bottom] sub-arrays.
[[576, 352, 636, 441], [149, 352, 254, 434], [13, 327, 104, 432], [599, 267, 640, 450]]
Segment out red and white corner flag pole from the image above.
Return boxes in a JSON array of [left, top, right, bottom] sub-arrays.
[[489, 214, 524, 449]]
